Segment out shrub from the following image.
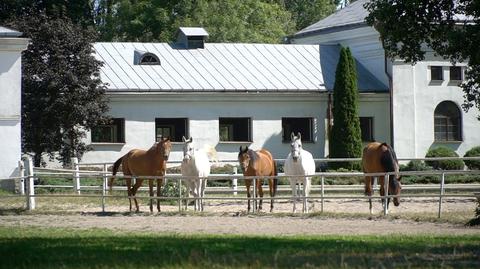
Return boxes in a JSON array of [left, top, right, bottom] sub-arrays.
[[425, 146, 464, 170], [400, 160, 431, 171], [464, 146, 480, 170]]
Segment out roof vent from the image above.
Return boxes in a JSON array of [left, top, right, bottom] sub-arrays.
[[134, 50, 160, 65], [177, 27, 209, 49]]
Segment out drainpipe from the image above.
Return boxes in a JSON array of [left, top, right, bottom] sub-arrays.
[[384, 47, 394, 149]]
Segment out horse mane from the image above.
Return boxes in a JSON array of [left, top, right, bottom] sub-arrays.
[[247, 149, 259, 163]]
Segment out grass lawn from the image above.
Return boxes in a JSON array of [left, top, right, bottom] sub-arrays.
[[0, 226, 479, 269]]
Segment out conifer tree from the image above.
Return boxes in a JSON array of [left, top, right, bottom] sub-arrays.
[[329, 47, 363, 170]]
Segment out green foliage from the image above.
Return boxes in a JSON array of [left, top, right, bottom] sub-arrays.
[[425, 147, 465, 170], [400, 160, 431, 172], [272, 0, 339, 31], [365, 1, 480, 118], [329, 47, 362, 170], [1, 226, 480, 268], [464, 146, 480, 170], [12, 14, 109, 167]]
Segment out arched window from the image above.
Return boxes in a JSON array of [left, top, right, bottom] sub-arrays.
[[139, 53, 160, 65], [434, 101, 462, 141]]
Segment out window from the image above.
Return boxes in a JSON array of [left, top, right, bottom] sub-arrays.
[[359, 117, 374, 142], [434, 101, 462, 141], [155, 118, 188, 142], [139, 53, 160, 65], [219, 118, 251, 142], [187, 36, 205, 49], [282, 117, 314, 142], [91, 118, 125, 143], [431, 66, 443, 81], [450, 66, 463, 81]]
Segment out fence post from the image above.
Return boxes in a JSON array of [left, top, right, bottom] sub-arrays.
[[178, 178, 182, 212], [232, 166, 238, 196], [102, 164, 108, 212], [25, 157, 35, 210], [383, 173, 389, 216], [72, 157, 80, 194], [18, 160, 25, 195], [438, 172, 445, 218], [320, 175, 325, 213]]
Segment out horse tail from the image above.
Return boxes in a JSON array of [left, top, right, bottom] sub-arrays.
[[380, 143, 399, 182], [109, 156, 123, 193]]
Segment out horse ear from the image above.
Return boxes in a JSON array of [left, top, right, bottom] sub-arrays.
[[189, 137, 193, 143], [291, 132, 295, 141], [245, 146, 249, 152], [239, 146, 243, 152], [182, 136, 186, 142], [297, 132, 301, 140]]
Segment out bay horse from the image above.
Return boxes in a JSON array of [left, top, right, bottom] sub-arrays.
[[284, 132, 316, 213], [181, 136, 217, 211], [109, 137, 172, 212], [238, 146, 278, 212], [362, 142, 401, 214]]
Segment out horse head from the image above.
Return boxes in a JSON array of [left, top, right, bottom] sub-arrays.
[[238, 146, 250, 173], [182, 136, 195, 162], [290, 132, 302, 162], [389, 161, 402, 206], [157, 137, 172, 161]]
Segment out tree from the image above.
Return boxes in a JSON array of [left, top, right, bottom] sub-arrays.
[[274, 0, 339, 30], [14, 14, 109, 166], [365, 0, 480, 118], [329, 47, 363, 170]]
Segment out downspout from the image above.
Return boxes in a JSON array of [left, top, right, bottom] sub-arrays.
[[384, 47, 394, 149]]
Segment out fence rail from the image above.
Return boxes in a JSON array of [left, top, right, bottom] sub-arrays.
[[1, 156, 479, 217]]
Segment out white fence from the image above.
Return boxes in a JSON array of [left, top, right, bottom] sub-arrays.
[[1, 156, 479, 217]]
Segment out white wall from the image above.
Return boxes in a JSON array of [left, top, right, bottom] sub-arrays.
[[81, 92, 390, 165], [392, 56, 480, 158], [0, 38, 29, 180]]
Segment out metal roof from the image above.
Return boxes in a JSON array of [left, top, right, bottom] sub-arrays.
[[94, 42, 387, 93], [179, 27, 209, 37], [294, 0, 369, 37], [0, 26, 22, 37]]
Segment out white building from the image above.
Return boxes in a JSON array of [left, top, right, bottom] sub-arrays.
[[0, 27, 28, 183], [289, 0, 480, 159], [81, 27, 389, 164]]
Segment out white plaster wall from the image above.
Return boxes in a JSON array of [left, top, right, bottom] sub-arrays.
[[0, 39, 28, 179], [392, 58, 480, 158], [81, 92, 390, 165]]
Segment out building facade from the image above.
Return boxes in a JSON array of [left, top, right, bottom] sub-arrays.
[[290, 0, 480, 159], [0, 27, 28, 182]]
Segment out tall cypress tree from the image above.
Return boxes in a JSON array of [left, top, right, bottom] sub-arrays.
[[329, 47, 363, 170]]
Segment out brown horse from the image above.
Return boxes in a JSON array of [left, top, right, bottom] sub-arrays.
[[362, 142, 401, 214], [109, 137, 172, 212], [238, 146, 278, 212]]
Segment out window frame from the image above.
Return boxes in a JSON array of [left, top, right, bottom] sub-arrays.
[[219, 117, 252, 142], [281, 117, 314, 143], [91, 118, 125, 144], [430, 66, 444, 81], [359, 117, 374, 142], [449, 66, 463, 81], [155, 118, 188, 142], [434, 101, 462, 142], [139, 53, 160, 65]]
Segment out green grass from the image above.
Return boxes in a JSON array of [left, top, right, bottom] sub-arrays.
[[0, 226, 479, 268]]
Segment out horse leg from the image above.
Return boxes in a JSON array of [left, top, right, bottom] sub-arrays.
[[131, 179, 142, 212], [245, 179, 251, 212], [303, 177, 309, 214], [290, 180, 297, 213], [148, 179, 154, 213], [126, 178, 133, 212], [257, 179, 264, 211], [156, 178, 162, 212], [379, 176, 388, 214], [201, 178, 207, 212], [365, 176, 373, 214], [268, 178, 274, 213]]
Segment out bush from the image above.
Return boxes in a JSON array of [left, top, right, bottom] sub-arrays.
[[400, 160, 431, 171], [425, 146, 464, 170], [464, 146, 480, 170]]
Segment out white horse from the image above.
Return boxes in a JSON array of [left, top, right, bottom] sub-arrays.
[[181, 136, 216, 211], [284, 132, 316, 213]]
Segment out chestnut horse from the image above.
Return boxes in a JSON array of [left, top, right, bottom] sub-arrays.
[[109, 137, 172, 212], [238, 146, 278, 212], [362, 142, 401, 214]]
